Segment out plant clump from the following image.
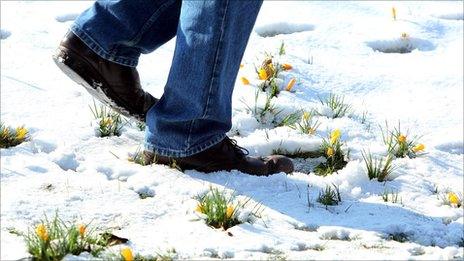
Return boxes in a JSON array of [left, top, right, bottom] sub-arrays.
[[194, 187, 262, 230], [381, 122, 425, 158], [90, 101, 125, 137], [0, 123, 29, 148], [23, 213, 111, 261], [362, 150, 396, 182], [317, 184, 342, 208], [318, 94, 352, 119], [314, 129, 349, 176]]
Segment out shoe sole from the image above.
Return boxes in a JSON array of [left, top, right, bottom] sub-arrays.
[[52, 47, 142, 121]]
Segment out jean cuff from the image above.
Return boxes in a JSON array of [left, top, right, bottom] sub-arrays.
[[70, 24, 139, 67], [144, 133, 227, 158]]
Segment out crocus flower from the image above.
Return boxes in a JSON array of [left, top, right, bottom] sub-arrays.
[[285, 78, 296, 91], [303, 111, 311, 121], [448, 192, 460, 207], [281, 63, 292, 71], [258, 68, 268, 80], [327, 147, 334, 157], [241, 77, 250, 85], [412, 143, 425, 152], [78, 224, 86, 237], [330, 129, 341, 144], [15, 127, 28, 140], [121, 247, 133, 261], [226, 205, 235, 219], [101, 118, 113, 126], [397, 134, 406, 143], [35, 224, 48, 241], [392, 7, 397, 20], [195, 204, 204, 213]]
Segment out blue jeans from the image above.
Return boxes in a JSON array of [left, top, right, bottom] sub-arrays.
[[72, 0, 262, 157]]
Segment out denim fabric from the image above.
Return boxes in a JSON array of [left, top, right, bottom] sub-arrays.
[[71, 0, 182, 67], [72, 0, 262, 157]]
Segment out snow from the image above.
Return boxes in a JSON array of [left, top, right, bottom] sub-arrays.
[[55, 13, 80, 23], [1, 1, 463, 260], [0, 29, 11, 40], [254, 22, 315, 38]]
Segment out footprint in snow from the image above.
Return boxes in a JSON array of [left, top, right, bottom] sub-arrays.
[[1, 29, 11, 40], [435, 141, 464, 155], [366, 37, 435, 54], [26, 165, 48, 174], [51, 151, 80, 171], [254, 22, 315, 37], [55, 13, 80, 23], [433, 12, 464, 20]]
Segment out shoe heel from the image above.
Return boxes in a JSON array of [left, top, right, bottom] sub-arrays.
[[52, 48, 132, 117]]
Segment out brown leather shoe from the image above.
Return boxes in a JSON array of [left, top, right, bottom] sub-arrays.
[[142, 137, 294, 176], [53, 32, 156, 121]]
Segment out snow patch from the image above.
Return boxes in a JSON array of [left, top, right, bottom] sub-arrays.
[[434, 12, 464, 20], [366, 37, 435, 53], [30, 138, 57, 154], [1, 28, 11, 40], [50, 151, 79, 171], [55, 13, 79, 23], [318, 227, 353, 241], [254, 22, 314, 37], [435, 141, 463, 155]]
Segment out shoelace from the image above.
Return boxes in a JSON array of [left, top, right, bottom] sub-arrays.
[[223, 137, 249, 158]]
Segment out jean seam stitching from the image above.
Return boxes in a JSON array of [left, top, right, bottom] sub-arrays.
[[145, 133, 226, 157], [201, 0, 229, 120], [185, 119, 195, 148], [127, 0, 177, 47]]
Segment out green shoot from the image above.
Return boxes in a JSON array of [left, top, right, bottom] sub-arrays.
[[317, 184, 341, 208], [362, 150, 395, 182]]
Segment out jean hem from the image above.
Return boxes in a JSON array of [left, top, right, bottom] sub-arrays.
[[70, 24, 139, 67], [144, 133, 227, 158]]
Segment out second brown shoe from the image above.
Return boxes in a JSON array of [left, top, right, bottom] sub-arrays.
[[53, 31, 157, 121], [142, 137, 294, 176]]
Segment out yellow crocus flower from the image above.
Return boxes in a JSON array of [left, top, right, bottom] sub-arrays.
[[121, 247, 133, 261], [281, 63, 292, 71], [241, 77, 250, 85], [448, 192, 460, 207], [412, 143, 425, 153], [330, 129, 341, 144], [195, 204, 204, 213], [258, 68, 268, 80], [401, 32, 409, 39], [327, 147, 334, 157], [35, 224, 49, 241], [78, 224, 86, 237], [392, 7, 397, 20], [285, 78, 296, 91], [101, 118, 113, 126], [226, 205, 235, 219], [15, 127, 28, 140], [303, 111, 311, 121], [397, 134, 406, 143]]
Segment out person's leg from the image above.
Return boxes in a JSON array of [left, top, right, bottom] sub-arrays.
[[145, 0, 263, 157], [143, 0, 293, 175], [54, 0, 181, 120], [71, 0, 182, 67]]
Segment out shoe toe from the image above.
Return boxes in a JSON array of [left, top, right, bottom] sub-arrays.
[[264, 155, 294, 174]]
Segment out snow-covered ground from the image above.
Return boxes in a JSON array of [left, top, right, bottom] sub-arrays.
[[1, 1, 463, 260]]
